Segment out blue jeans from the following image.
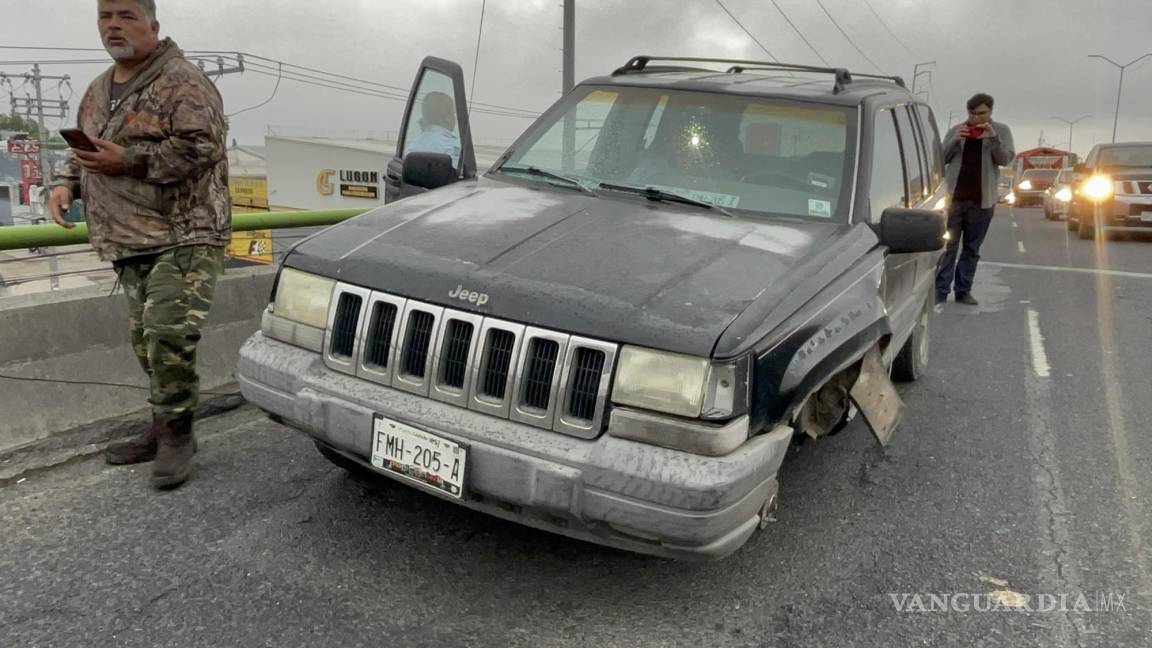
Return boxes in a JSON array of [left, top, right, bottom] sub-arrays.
[[935, 200, 994, 298]]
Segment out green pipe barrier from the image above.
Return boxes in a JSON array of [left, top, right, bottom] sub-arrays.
[[0, 208, 369, 251]]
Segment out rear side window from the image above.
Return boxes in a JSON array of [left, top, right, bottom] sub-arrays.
[[915, 105, 944, 189], [869, 108, 908, 223]]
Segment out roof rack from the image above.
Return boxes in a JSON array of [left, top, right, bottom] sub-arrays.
[[612, 55, 905, 93]]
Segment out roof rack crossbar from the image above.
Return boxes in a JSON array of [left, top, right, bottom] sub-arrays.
[[614, 55, 906, 94]]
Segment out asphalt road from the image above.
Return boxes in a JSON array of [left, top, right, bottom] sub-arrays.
[[2, 206, 1150, 648]]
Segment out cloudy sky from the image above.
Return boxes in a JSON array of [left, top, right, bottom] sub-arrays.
[[2, 0, 1151, 156]]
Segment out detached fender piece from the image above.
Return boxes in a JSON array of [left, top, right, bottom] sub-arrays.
[[849, 346, 905, 446]]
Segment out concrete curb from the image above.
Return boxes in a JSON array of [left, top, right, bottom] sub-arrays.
[[0, 388, 247, 487]]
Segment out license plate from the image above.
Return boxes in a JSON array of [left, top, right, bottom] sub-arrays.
[[371, 415, 467, 498]]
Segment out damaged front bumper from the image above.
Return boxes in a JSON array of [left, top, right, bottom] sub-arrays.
[[237, 333, 792, 560]]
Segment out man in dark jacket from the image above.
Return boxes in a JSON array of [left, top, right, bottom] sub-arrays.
[[935, 93, 1015, 306], [49, 0, 229, 489]]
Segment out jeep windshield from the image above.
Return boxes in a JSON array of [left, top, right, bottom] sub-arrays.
[[494, 85, 855, 221]]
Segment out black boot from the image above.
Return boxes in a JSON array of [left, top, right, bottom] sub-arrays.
[[152, 413, 196, 490], [104, 416, 158, 465]]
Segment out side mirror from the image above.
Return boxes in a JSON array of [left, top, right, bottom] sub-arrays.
[[402, 152, 456, 190], [1073, 163, 1089, 174], [877, 207, 946, 253]]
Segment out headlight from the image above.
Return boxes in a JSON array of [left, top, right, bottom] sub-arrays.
[[272, 268, 336, 328], [1055, 187, 1073, 202], [611, 347, 749, 419], [1006, 192, 1016, 204], [1081, 174, 1113, 201], [1018, 180, 1033, 190]]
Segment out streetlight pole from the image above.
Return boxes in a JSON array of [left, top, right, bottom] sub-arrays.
[[912, 69, 932, 95], [911, 60, 935, 87], [1050, 114, 1091, 155], [1088, 53, 1152, 142]]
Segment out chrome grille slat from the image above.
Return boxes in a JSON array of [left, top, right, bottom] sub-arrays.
[[402, 311, 436, 378], [482, 329, 517, 399], [567, 348, 605, 421], [523, 339, 560, 410], [440, 320, 474, 388], [363, 302, 398, 369], [330, 293, 362, 358]]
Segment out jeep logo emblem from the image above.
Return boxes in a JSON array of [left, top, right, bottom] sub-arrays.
[[448, 285, 490, 307]]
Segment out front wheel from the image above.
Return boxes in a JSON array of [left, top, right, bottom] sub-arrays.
[[892, 297, 930, 382]]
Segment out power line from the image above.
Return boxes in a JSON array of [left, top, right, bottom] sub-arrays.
[[227, 62, 283, 118], [768, 0, 831, 66], [712, 0, 780, 62], [814, 0, 884, 73], [0, 46, 541, 117], [860, 0, 918, 58], [469, 0, 487, 114]]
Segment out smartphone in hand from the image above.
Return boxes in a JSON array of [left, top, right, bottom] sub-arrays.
[[59, 128, 99, 152]]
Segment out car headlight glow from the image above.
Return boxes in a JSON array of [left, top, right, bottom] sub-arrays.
[[1081, 174, 1113, 201], [612, 347, 711, 418], [1006, 192, 1016, 204], [1018, 180, 1033, 190], [1055, 187, 1073, 202], [272, 268, 336, 329]]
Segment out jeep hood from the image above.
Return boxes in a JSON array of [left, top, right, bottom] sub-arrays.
[[286, 179, 873, 357]]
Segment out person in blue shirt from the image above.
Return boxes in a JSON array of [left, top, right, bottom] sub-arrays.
[[406, 91, 461, 168]]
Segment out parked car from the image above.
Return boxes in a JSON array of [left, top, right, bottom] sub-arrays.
[[1042, 167, 1078, 221], [1014, 168, 1058, 206], [237, 55, 947, 560], [997, 174, 1013, 204], [1068, 142, 1152, 239]]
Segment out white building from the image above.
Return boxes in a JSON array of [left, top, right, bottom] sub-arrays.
[[265, 136, 507, 211]]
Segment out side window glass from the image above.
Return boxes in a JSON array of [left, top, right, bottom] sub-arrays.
[[915, 105, 944, 189], [895, 107, 925, 201], [401, 69, 462, 168], [869, 108, 908, 223]]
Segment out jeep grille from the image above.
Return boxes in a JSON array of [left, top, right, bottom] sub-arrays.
[[322, 283, 618, 439]]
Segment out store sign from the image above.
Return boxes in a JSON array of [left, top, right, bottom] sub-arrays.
[[317, 168, 382, 199], [7, 139, 40, 154], [226, 229, 274, 265]]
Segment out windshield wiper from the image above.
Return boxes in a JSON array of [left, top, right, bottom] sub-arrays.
[[497, 165, 596, 195], [597, 182, 733, 217]]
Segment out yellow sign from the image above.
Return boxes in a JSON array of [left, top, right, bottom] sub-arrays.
[[316, 169, 335, 196], [226, 229, 274, 265], [229, 176, 268, 209]]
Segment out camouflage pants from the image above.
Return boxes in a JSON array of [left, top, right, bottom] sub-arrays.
[[115, 245, 225, 417]]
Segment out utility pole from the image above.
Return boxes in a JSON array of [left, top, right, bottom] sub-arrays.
[[561, 0, 575, 171], [1088, 53, 1152, 143], [1051, 114, 1091, 155], [562, 0, 574, 95], [8, 64, 71, 290]]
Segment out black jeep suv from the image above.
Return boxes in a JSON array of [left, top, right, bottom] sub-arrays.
[[238, 56, 947, 560]]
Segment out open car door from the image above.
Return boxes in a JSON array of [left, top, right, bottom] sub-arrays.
[[385, 56, 477, 203]]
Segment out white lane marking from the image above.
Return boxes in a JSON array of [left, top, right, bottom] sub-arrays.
[[983, 261, 1152, 280], [1012, 221, 1019, 228], [1017, 241, 1026, 253], [1027, 309, 1051, 378]]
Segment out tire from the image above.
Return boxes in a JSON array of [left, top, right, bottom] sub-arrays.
[[1078, 214, 1096, 240], [316, 441, 379, 480], [892, 297, 930, 382]]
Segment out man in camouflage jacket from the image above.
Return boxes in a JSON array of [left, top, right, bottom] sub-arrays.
[[49, 0, 229, 489]]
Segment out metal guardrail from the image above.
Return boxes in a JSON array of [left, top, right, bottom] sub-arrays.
[[0, 208, 370, 252]]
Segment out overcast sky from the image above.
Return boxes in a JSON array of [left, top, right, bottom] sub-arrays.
[[2, 0, 1151, 156]]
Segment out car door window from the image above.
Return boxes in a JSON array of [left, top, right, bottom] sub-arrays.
[[895, 107, 925, 201], [869, 108, 908, 223], [401, 69, 463, 169], [915, 105, 944, 190]]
